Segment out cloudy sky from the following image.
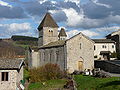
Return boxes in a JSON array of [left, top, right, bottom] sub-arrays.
[[0, 0, 120, 39]]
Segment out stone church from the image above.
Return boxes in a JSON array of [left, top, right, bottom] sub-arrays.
[[28, 13, 94, 73]]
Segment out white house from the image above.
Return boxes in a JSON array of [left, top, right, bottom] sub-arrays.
[[0, 59, 24, 90], [92, 39, 116, 60]]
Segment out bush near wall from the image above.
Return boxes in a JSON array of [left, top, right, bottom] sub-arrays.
[[29, 63, 66, 82], [111, 52, 117, 58]]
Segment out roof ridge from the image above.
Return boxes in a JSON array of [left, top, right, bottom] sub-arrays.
[[38, 13, 58, 30], [58, 28, 67, 37]]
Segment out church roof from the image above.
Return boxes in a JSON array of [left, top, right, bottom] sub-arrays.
[[92, 39, 115, 43], [66, 32, 94, 43], [38, 13, 58, 30], [58, 28, 67, 37], [39, 40, 65, 49]]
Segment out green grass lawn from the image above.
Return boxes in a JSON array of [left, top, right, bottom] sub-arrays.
[[28, 79, 67, 90], [74, 75, 120, 90]]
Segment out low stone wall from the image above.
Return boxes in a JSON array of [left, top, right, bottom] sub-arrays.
[[95, 60, 120, 74]]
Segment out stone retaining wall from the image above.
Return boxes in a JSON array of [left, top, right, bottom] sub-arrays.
[[95, 60, 120, 74]]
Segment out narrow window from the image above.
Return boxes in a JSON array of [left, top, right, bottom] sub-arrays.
[[94, 45, 96, 50], [51, 31, 53, 36], [50, 51, 52, 62], [50, 53, 51, 62], [43, 52, 45, 61], [80, 43, 81, 49], [56, 51, 59, 61], [102, 45, 104, 48], [112, 45, 114, 48], [105, 45, 107, 48], [1, 72, 8, 81]]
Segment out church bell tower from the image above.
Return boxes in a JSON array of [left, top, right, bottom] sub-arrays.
[[38, 13, 59, 46]]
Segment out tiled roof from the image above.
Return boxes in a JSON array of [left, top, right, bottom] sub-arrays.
[[38, 13, 58, 30], [0, 59, 24, 70], [58, 28, 67, 37], [92, 39, 115, 43], [39, 40, 65, 49]]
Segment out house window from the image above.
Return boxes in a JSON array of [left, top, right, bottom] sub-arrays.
[[80, 43, 81, 49], [94, 45, 96, 50], [102, 45, 107, 48], [112, 45, 114, 48], [102, 45, 104, 48], [1, 72, 8, 81], [105, 45, 107, 48]]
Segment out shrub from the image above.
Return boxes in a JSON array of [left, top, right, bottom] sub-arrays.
[[111, 52, 117, 58], [29, 63, 66, 82]]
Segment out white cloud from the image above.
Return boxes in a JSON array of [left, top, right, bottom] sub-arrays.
[[67, 30, 80, 38], [67, 29, 99, 38], [62, 7, 120, 29], [0, 23, 32, 37], [80, 30, 99, 37], [63, 8, 84, 27], [9, 23, 31, 32], [39, 0, 48, 4], [64, 0, 80, 7], [0, 0, 12, 7], [96, 26, 120, 32], [49, 10, 58, 14], [51, 1, 57, 4], [91, 0, 111, 8]]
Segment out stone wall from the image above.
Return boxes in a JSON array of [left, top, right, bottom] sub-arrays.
[[38, 27, 58, 46], [31, 51, 39, 68], [66, 33, 94, 73], [16, 66, 23, 85], [0, 67, 23, 90], [28, 50, 32, 69], [95, 60, 120, 74], [39, 46, 66, 70]]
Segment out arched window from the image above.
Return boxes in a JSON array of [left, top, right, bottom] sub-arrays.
[[49, 29, 53, 36]]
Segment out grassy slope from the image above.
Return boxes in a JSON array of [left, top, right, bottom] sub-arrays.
[[28, 79, 67, 90], [75, 75, 120, 90]]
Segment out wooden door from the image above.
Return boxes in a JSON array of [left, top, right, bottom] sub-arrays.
[[78, 61, 83, 71]]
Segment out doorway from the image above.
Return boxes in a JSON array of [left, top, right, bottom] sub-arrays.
[[78, 61, 83, 71]]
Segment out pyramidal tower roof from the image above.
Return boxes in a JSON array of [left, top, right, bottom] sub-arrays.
[[38, 13, 58, 30], [58, 28, 67, 37]]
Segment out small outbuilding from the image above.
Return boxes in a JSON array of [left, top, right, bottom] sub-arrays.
[[0, 59, 24, 90]]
